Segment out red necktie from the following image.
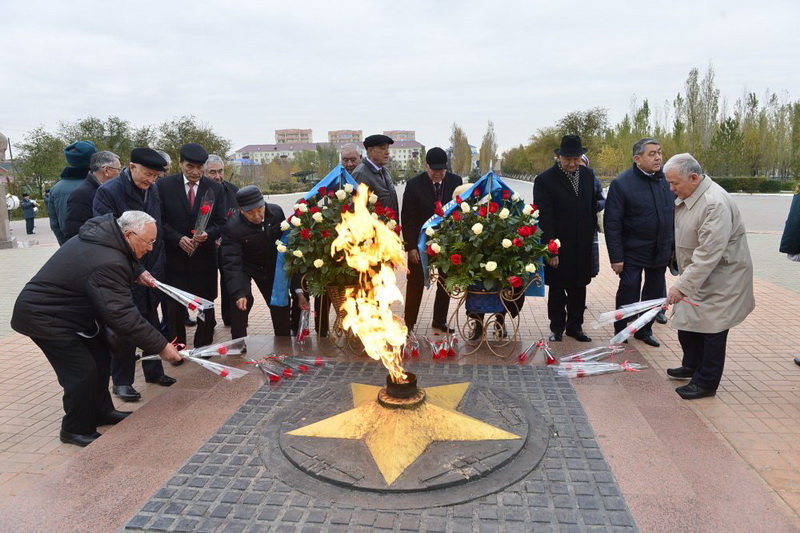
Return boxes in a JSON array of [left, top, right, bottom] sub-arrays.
[[188, 183, 195, 208]]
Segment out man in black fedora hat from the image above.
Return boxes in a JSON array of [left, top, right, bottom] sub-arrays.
[[533, 134, 598, 342], [352, 134, 398, 213]]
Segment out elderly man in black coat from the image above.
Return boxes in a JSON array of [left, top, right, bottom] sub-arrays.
[[220, 185, 295, 338], [604, 138, 675, 347], [533, 135, 598, 342], [63, 151, 122, 240], [93, 148, 176, 400], [11, 211, 182, 446], [401, 147, 463, 332], [157, 143, 227, 349], [352, 134, 399, 213]]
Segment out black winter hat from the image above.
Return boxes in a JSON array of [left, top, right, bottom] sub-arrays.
[[236, 185, 265, 211]]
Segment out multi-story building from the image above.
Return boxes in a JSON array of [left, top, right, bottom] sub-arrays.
[[388, 140, 423, 167], [328, 130, 362, 144], [383, 130, 415, 142], [233, 143, 321, 164], [275, 129, 312, 144]]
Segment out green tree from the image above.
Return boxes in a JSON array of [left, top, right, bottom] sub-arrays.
[[790, 102, 800, 179], [449, 123, 471, 176], [557, 107, 608, 148], [156, 115, 231, 172], [527, 126, 562, 174], [478, 120, 498, 174], [16, 127, 66, 197], [500, 144, 535, 176], [706, 118, 744, 176]]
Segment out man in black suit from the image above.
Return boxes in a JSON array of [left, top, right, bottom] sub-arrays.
[[156, 143, 226, 349], [533, 135, 598, 342], [401, 147, 463, 332]]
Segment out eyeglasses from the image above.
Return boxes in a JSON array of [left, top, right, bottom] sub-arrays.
[[104, 165, 122, 172], [130, 232, 157, 247]]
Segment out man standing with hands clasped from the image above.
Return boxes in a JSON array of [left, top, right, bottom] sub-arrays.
[[664, 153, 754, 400]]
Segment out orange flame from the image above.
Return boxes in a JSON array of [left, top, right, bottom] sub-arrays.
[[331, 184, 408, 383]]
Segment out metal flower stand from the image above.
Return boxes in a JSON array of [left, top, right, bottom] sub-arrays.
[[324, 285, 364, 354]]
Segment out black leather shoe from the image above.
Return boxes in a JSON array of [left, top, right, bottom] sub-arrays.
[[634, 332, 660, 347], [98, 410, 132, 425], [145, 374, 177, 386], [59, 430, 101, 447], [667, 366, 695, 379], [548, 332, 563, 342], [676, 383, 716, 400], [112, 385, 141, 401], [185, 318, 197, 327], [655, 310, 668, 324], [431, 321, 455, 333], [565, 330, 592, 342]]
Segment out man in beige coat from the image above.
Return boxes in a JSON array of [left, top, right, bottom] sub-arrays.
[[664, 153, 755, 399]]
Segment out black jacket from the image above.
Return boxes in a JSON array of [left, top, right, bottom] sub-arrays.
[[401, 170, 463, 252], [63, 172, 101, 240], [780, 192, 800, 255], [156, 174, 226, 299], [11, 214, 167, 353], [604, 164, 675, 267], [221, 181, 240, 221], [220, 204, 285, 300], [533, 163, 598, 288]]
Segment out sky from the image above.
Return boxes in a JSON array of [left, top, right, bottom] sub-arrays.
[[3, 0, 800, 156]]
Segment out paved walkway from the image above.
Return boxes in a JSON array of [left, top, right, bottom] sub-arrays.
[[0, 190, 798, 531]]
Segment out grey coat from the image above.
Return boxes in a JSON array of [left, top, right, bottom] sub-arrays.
[[351, 159, 399, 213]]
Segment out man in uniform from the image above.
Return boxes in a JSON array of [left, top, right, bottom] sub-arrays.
[[352, 134, 398, 213]]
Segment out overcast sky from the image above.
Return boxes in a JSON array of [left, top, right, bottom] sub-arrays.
[[3, 0, 799, 156]]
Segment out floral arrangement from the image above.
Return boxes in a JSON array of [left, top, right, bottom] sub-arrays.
[[424, 184, 559, 293], [278, 183, 401, 296]]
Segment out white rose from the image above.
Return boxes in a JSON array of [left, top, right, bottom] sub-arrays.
[[502, 238, 512, 248], [554, 238, 561, 247], [533, 209, 539, 218], [335, 189, 347, 200], [522, 204, 533, 215], [485, 261, 497, 272], [312, 212, 323, 223], [292, 250, 303, 258], [313, 259, 324, 268], [294, 203, 308, 213], [512, 193, 520, 201], [280, 220, 290, 231], [369, 193, 379, 204], [498, 208, 510, 219], [525, 263, 536, 273], [371, 212, 379, 219], [431, 242, 441, 254], [425, 227, 435, 237], [276, 244, 287, 253], [460, 202, 471, 213], [344, 183, 354, 193], [471, 223, 483, 235], [387, 220, 397, 230], [291, 217, 302, 227]]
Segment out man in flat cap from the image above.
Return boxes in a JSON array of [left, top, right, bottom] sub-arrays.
[[401, 147, 462, 333], [533, 135, 598, 343], [63, 151, 122, 240], [93, 147, 176, 400], [157, 143, 226, 350], [220, 185, 298, 338], [352, 134, 398, 213], [48, 140, 98, 245]]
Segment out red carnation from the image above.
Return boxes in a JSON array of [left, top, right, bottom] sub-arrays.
[[374, 206, 385, 216], [452, 211, 462, 222], [489, 202, 498, 213], [318, 187, 327, 196], [321, 230, 330, 238], [509, 275, 523, 288], [300, 228, 311, 240], [426, 244, 436, 256], [199, 204, 211, 215], [478, 206, 488, 217], [513, 238, 523, 247], [502, 190, 511, 200], [450, 254, 462, 265], [548, 239, 560, 254], [434, 201, 444, 216]]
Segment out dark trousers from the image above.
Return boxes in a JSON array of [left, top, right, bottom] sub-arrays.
[[110, 305, 164, 386], [614, 264, 667, 335], [547, 285, 587, 334], [678, 329, 729, 390], [231, 275, 291, 338], [168, 300, 216, 348], [404, 262, 450, 330], [218, 249, 232, 326], [314, 295, 331, 334], [32, 336, 115, 435], [25, 217, 35, 234]]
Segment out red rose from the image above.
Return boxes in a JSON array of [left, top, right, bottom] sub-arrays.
[[321, 230, 330, 238], [394, 224, 402, 235], [502, 190, 511, 200], [318, 187, 327, 196], [513, 238, 523, 247], [298, 198, 307, 204], [328, 190, 335, 197], [517, 226, 532, 238], [452, 211, 462, 222], [374, 206, 385, 216], [489, 202, 498, 213], [341, 204, 350, 213], [426, 244, 436, 256], [509, 276, 523, 288], [455, 195, 463, 204], [300, 228, 311, 240], [310, 206, 320, 214], [450, 254, 462, 265], [220, 369, 229, 377], [434, 201, 444, 216], [530, 224, 537, 233], [199, 204, 211, 215], [473, 188, 481, 197], [294, 209, 302, 217], [218, 346, 228, 355], [478, 206, 488, 217], [530, 203, 537, 211], [385, 208, 397, 220], [548, 239, 560, 254]]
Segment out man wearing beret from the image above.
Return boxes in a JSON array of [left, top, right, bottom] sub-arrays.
[[220, 185, 298, 338], [48, 140, 98, 245], [533, 135, 598, 343], [93, 148, 176, 400], [401, 147, 462, 333], [352, 134, 398, 213], [157, 143, 227, 349]]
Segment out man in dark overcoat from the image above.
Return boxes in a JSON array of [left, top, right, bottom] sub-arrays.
[[352, 134, 399, 213], [533, 135, 598, 342], [93, 148, 175, 400], [401, 147, 462, 332], [220, 185, 295, 339], [206, 154, 238, 327], [156, 143, 226, 348], [11, 211, 182, 446], [63, 150, 121, 240], [604, 138, 674, 347]]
